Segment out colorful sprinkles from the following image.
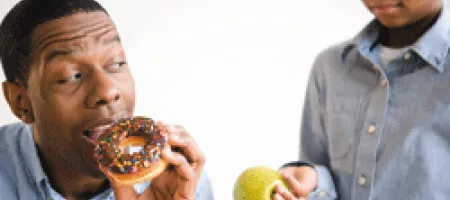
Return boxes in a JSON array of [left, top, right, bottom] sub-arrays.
[[94, 117, 168, 174]]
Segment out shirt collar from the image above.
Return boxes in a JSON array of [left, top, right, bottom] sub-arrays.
[[19, 125, 46, 186], [343, 0, 450, 73]]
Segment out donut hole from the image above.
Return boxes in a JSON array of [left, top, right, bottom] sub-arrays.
[[125, 145, 143, 155], [120, 136, 146, 155]]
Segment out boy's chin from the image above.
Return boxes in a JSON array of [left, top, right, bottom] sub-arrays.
[[378, 18, 410, 28]]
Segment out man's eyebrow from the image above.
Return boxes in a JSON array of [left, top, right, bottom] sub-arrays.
[[45, 49, 77, 63], [43, 35, 120, 63]]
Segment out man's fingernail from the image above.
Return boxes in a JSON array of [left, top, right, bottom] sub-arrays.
[[172, 134, 181, 141], [172, 135, 189, 145], [164, 125, 172, 131]]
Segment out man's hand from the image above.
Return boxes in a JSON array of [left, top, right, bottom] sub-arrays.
[[272, 166, 318, 200], [100, 124, 205, 200]]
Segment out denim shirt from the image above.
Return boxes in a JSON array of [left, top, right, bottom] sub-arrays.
[[0, 122, 214, 200], [292, 1, 450, 200]]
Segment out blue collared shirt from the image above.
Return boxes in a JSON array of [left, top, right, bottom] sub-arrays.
[[0, 122, 214, 200], [294, 2, 450, 200]]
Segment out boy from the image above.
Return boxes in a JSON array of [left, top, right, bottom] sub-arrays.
[[0, 0, 213, 199], [274, 0, 449, 199]]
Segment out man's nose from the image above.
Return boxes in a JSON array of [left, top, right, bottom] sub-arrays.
[[86, 70, 121, 109]]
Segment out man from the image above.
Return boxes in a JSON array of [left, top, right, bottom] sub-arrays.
[[0, 0, 213, 199], [273, 0, 450, 199]]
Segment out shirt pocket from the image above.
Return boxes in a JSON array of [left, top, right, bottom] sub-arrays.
[[326, 97, 362, 160]]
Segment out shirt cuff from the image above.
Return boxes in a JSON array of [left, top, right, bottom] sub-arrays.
[[280, 161, 337, 200]]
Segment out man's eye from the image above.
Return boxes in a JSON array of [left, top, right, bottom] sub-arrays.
[[57, 73, 82, 84], [110, 61, 127, 70]]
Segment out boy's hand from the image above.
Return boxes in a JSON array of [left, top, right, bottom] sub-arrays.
[[99, 124, 205, 200], [272, 166, 318, 200]]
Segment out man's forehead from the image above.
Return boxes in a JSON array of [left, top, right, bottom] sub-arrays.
[[31, 11, 116, 50]]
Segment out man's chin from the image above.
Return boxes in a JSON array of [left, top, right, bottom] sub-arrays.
[[73, 153, 107, 179], [89, 169, 107, 179], [78, 162, 107, 179]]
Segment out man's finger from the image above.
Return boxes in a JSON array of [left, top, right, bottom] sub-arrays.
[[166, 125, 205, 169], [162, 143, 198, 199], [165, 125, 204, 199], [98, 164, 138, 200], [162, 147, 196, 181]]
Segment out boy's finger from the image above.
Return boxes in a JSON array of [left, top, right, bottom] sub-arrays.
[[272, 192, 286, 200], [281, 172, 310, 197], [274, 183, 297, 200]]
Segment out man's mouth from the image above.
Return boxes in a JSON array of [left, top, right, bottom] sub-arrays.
[[82, 124, 113, 144]]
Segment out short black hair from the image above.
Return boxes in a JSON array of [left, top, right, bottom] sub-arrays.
[[0, 0, 108, 84]]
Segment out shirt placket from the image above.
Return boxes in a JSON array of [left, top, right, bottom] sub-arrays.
[[351, 64, 390, 200]]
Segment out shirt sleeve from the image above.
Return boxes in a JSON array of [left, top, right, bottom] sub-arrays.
[[282, 51, 338, 199], [195, 170, 214, 200]]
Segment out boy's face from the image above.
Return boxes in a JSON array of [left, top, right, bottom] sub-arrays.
[[26, 11, 135, 177], [362, 0, 442, 27]]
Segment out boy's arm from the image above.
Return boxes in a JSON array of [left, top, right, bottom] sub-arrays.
[[281, 53, 337, 199]]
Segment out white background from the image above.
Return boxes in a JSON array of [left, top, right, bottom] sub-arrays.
[[0, 0, 376, 199]]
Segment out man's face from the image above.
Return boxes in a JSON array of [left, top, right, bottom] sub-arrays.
[[27, 11, 135, 177], [361, 0, 442, 27]]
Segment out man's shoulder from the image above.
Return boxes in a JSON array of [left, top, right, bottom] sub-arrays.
[[0, 123, 27, 195], [0, 122, 30, 174], [0, 122, 28, 149]]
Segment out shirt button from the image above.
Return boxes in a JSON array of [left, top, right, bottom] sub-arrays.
[[319, 191, 327, 197], [368, 125, 376, 134], [404, 52, 412, 60], [380, 79, 387, 87], [358, 175, 367, 186], [372, 64, 378, 72]]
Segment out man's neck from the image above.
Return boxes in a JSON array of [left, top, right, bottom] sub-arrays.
[[34, 131, 109, 199], [379, 10, 441, 48]]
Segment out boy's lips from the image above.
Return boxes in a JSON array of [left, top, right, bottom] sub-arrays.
[[371, 3, 402, 15]]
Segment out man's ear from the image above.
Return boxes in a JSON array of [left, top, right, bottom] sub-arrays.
[[2, 81, 35, 124]]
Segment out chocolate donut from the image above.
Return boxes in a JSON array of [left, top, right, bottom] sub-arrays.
[[94, 117, 168, 185]]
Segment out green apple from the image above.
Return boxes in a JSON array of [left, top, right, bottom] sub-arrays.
[[234, 166, 288, 200]]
